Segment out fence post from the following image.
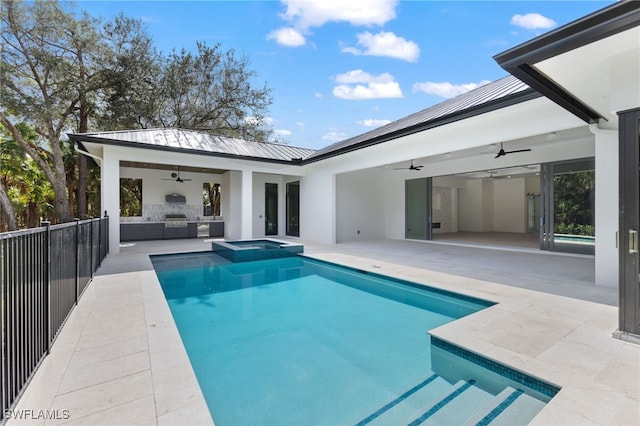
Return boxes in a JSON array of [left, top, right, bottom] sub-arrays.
[[41, 221, 51, 354], [75, 218, 80, 305], [97, 215, 102, 268], [104, 211, 109, 255], [89, 218, 94, 277]]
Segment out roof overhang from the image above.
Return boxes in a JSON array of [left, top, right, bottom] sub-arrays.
[[301, 88, 541, 164], [69, 132, 306, 166], [494, 1, 640, 126]]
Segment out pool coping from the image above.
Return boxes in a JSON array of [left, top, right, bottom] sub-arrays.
[[5, 240, 638, 425]]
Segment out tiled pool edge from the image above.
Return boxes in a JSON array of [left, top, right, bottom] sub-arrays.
[[430, 336, 561, 398]]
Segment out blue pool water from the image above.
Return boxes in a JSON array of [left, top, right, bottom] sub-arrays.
[[152, 253, 557, 425]]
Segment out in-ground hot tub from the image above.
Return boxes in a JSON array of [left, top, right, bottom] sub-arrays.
[[211, 239, 303, 262]]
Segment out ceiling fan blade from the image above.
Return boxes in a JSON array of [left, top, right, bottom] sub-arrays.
[[505, 148, 532, 154], [495, 150, 505, 159]]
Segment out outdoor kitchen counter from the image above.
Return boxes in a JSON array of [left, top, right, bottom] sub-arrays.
[[120, 220, 224, 242]]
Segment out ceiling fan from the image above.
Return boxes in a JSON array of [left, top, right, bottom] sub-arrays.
[[494, 142, 531, 159], [162, 169, 192, 183], [394, 160, 424, 171]]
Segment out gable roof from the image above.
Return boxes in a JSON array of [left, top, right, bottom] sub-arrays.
[[303, 75, 538, 163], [69, 128, 316, 164]]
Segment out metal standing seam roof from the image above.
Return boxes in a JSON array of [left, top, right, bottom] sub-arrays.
[[69, 128, 317, 163], [70, 76, 536, 166], [304, 75, 537, 161]]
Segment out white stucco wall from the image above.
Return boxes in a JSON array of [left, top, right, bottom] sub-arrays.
[[592, 126, 619, 288], [300, 168, 335, 244], [336, 169, 385, 243], [252, 173, 284, 238]]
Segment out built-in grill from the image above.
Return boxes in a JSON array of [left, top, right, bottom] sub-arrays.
[[165, 213, 187, 228]]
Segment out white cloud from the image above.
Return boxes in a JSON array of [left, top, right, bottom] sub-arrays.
[[322, 130, 348, 141], [280, 0, 397, 29], [296, 121, 305, 127], [412, 80, 491, 99], [335, 69, 394, 84], [333, 70, 403, 100], [314, 92, 323, 98], [358, 118, 391, 127], [342, 31, 419, 62], [274, 129, 292, 136], [510, 13, 556, 30], [267, 27, 306, 47]]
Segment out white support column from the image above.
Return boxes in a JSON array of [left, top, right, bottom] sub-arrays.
[[240, 169, 253, 239], [300, 170, 336, 244], [591, 124, 619, 287], [101, 148, 121, 254]]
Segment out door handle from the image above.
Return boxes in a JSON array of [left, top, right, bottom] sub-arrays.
[[629, 229, 638, 254]]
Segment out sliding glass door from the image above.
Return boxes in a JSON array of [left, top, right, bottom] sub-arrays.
[[405, 177, 432, 240], [618, 108, 640, 336], [540, 159, 595, 254]]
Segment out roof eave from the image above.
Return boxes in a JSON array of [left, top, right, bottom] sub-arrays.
[[494, 0, 640, 124], [67, 133, 306, 166], [301, 89, 541, 164]]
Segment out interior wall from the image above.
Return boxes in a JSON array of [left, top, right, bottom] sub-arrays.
[[493, 178, 526, 232], [458, 179, 485, 232], [336, 169, 385, 242], [432, 176, 465, 234], [482, 179, 494, 231]]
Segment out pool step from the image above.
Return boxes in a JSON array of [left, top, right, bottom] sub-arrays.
[[478, 391, 546, 426], [357, 377, 545, 426], [415, 380, 494, 425], [357, 374, 451, 426], [462, 387, 522, 426]]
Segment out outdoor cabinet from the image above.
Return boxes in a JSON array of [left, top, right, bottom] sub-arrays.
[[120, 223, 164, 241], [210, 222, 224, 237]]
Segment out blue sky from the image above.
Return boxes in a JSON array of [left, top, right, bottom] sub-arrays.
[[79, 1, 613, 150]]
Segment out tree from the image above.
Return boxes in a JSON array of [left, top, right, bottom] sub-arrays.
[[96, 13, 160, 130], [2, 1, 276, 228], [0, 123, 55, 231], [153, 42, 274, 141], [1, 1, 98, 223]]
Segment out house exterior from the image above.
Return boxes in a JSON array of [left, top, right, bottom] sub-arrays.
[[69, 1, 640, 337]]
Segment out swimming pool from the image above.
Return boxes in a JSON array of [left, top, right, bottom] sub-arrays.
[[151, 253, 558, 425]]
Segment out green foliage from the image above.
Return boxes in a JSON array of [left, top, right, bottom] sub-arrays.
[[120, 178, 142, 217], [0, 123, 55, 230], [554, 170, 595, 236]]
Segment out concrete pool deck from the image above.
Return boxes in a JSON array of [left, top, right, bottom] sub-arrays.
[[6, 238, 638, 425]]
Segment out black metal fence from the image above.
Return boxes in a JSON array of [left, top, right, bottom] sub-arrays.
[[0, 216, 109, 422]]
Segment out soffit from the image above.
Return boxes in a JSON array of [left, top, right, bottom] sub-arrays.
[[535, 26, 640, 125]]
